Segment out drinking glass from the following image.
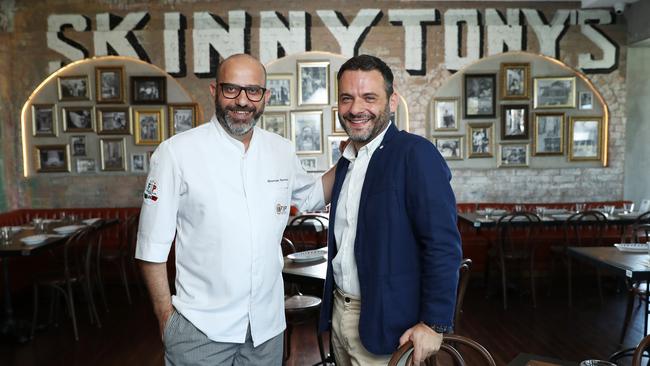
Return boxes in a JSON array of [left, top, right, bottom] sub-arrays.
[[60, 211, 68, 223], [32, 217, 43, 231], [535, 206, 546, 218], [484, 207, 494, 220], [603, 205, 615, 216], [623, 202, 635, 214], [579, 360, 616, 366], [514, 204, 524, 213], [575, 203, 586, 213], [0, 227, 11, 244]]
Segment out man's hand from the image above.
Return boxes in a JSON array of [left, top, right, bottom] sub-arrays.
[[398, 322, 443, 365], [157, 305, 174, 340]]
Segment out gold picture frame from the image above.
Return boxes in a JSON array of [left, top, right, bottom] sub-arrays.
[[35, 144, 70, 173], [168, 104, 198, 136], [533, 112, 564, 156], [62, 106, 94, 132], [435, 136, 463, 160], [498, 143, 529, 168], [331, 107, 345, 135], [134, 108, 164, 145], [266, 74, 293, 109], [500, 63, 530, 100], [99, 137, 126, 171], [432, 98, 459, 131], [31, 104, 58, 137], [95, 66, 125, 104], [291, 111, 323, 154], [533, 76, 576, 109], [467, 123, 494, 158], [262, 112, 288, 138], [568, 116, 602, 161], [327, 135, 347, 167], [57, 75, 91, 101], [97, 107, 131, 135]]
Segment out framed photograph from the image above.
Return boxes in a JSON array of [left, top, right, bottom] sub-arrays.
[[569, 116, 602, 161], [131, 153, 147, 173], [291, 111, 323, 154], [262, 112, 288, 138], [76, 158, 96, 174], [579, 91, 594, 110], [131, 76, 166, 104], [332, 107, 345, 135], [464, 74, 496, 118], [266, 74, 293, 108], [97, 107, 131, 135], [298, 61, 330, 106], [168, 104, 197, 136], [498, 143, 529, 167], [435, 136, 463, 160], [328, 135, 347, 167], [500, 63, 530, 100], [467, 123, 494, 158], [35, 145, 69, 173], [95, 66, 124, 103], [99, 138, 126, 171], [534, 76, 576, 109], [134, 108, 164, 145], [57, 75, 90, 101], [299, 157, 318, 172], [70, 135, 87, 157], [62, 107, 94, 132], [433, 98, 459, 131], [533, 113, 564, 155], [32, 104, 57, 137], [501, 105, 529, 140]]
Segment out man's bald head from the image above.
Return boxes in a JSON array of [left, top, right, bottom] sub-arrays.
[[216, 54, 267, 85]]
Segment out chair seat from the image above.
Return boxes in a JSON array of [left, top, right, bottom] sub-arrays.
[[34, 271, 82, 286], [285, 295, 321, 313]]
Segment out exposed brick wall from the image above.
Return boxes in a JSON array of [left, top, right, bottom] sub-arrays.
[[0, 1, 628, 208]]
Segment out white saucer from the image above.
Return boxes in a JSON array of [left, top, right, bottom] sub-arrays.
[[288, 249, 327, 263], [21, 234, 48, 245]]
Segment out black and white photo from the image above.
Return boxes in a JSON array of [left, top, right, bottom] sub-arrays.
[[579, 91, 594, 110], [534, 113, 564, 155], [95, 66, 124, 103], [266, 75, 292, 108], [169, 104, 197, 135], [468, 124, 493, 158], [499, 144, 529, 167], [262, 112, 287, 138], [134, 108, 163, 145], [58, 75, 90, 101], [76, 158, 96, 174], [534, 76, 576, 108], [298, 61, 329, 106], [32, 104, 56, 137], [435, 136, 463, 160], [299, 157, 317, 172], [131, 153, 147, 173], [70, 135, 87, 157], [292, 111, 323, 154], [36, 145, 68, 172], [63, 107, 94, 132], [97, 107, 130, 134], [464, 74, 496, 118], [501, 105, 529, 140], [100, 138, 126, 171], [131, 76, 167, 104], [569, 117, 601, 161], [328, 135, 346, 167], [433, 98, 459, 131], [501, 63, 530, 100], [332, 107, 345, 135]]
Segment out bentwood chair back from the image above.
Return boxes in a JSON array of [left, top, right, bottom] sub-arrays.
[[388, 334, 497, 366], [285, 214, 328, 251], [494, 212, 542, 309], [454, 258, 472, 329]]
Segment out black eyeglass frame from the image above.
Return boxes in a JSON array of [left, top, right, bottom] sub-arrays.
[[219, 83, 267, 102]]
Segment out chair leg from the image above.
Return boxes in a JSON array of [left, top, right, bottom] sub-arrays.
[[119, 258, 133, 305], [568, 258, 573, 307], [84, 275, 102, 328], [596, 268, 604, 305], [31, 284, 39, 339], [620, 282, 636, 344], [530, 261, 537, 308], [285, 323, 293, 361], [64, 283, 79, 341], [316, 320, 326, 364], [96, 258, 109, 313], [501, 263, 508, 310]]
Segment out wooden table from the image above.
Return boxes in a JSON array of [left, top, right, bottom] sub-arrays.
[[458, 211, 640, 229], [282, 252, 327, 287], [508, 353, 580, 366]]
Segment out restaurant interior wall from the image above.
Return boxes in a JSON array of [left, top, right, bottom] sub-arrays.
[[0, 1, 628, 209]]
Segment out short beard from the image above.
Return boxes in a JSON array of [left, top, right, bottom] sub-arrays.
[[215, 101, 263, 137], [339, 103, 391, 143]]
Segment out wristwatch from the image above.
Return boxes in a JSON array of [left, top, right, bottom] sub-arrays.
[[428, 323, 452, 334]]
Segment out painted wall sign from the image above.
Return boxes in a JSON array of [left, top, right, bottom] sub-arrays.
[[46, 8, 620, 77]]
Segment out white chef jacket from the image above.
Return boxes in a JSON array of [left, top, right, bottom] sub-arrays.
[[135, 115, 325, 346], [332, 123, 390, 298]]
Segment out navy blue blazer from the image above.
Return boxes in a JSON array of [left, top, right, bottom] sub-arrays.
[[318, 124, 462, 355]]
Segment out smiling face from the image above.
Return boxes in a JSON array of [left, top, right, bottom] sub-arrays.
[[337, 69, 398, 149], [210, 55, 269, 140]]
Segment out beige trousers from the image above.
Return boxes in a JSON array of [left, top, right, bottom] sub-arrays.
[[331, 289, 392, 366]]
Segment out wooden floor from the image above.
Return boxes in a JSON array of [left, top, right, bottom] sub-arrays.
[[0, 279, 647, 366]]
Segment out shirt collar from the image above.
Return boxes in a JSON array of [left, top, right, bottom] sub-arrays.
[[210, 114, 259, 153], [342, 121, 391, 161]]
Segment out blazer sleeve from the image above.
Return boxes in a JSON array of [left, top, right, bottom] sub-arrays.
[[405, 139, 462, 328]]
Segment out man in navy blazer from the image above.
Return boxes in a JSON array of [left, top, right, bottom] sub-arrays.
[[318, 55, 462, 365]]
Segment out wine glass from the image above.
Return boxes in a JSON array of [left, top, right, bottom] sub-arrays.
[[535, 206, 546, 219], [575, 203, 586, 213], [623, 202, 635, 214], [484, 207, 494, 220]]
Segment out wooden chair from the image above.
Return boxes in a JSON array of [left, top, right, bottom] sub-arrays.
[[285, 214, 328, 252], [557, 210, 607, 307], [454, 259, 472, 329], [491, 212, 542, 309], [609, 333, 650, 365], [280, 237, 327, 364], [31, 225, 102, 341], [388, 334, 496, 366]]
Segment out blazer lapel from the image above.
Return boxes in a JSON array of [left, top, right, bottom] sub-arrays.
[[328, 158, 350, 257]]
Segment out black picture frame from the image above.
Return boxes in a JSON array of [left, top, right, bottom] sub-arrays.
[[464, 74, 496, 119], [501, 104, 529, 141], [131, 76, 167, 104]]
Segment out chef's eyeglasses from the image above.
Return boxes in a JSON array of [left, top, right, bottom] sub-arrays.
[[219, 83, 266, 102]]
